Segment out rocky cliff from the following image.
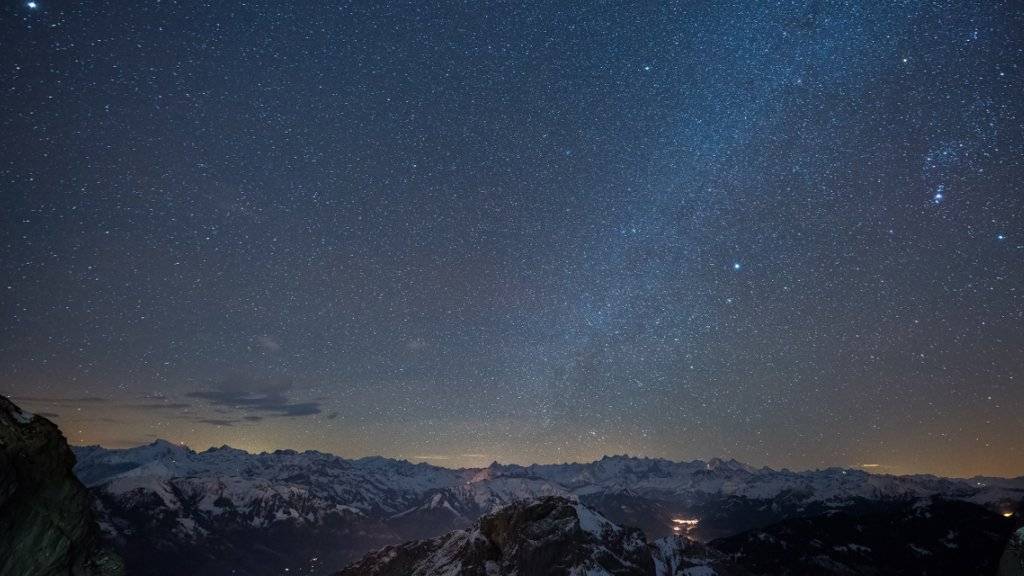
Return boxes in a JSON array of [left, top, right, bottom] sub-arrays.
[[0, 396, 122, 576], [335, 496, 744, 576], [1000, 526, 1024, 576]]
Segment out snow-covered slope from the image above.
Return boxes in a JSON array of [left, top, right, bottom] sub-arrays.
[[76, 442, 1023, 511], [76, 441, 462, 514], [490, 454, 1019, 504], [335, 497, 668, 576], [73, 442, 1023, 576], [337, 496, 1017, 576]]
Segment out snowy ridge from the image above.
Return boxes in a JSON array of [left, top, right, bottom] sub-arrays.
[[70, 441, 1022, 575], [338, 496, 1018, 576], [336, 497, 660, 576], [74, 441, 1023, 540], [76, 441, 465, 522]]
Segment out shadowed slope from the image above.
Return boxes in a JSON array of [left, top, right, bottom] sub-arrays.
[[0, 396, 122, 576]]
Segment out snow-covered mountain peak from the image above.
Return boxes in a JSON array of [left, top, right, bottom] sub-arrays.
[[337, 497, 741, 576], [72, 440, 1024, 550], [705, 457, 757, 474], [128, 438, 193, 459], [338, 497, 655, 576], [70, 440, 1024, 576], [200, 444, 250, 458]]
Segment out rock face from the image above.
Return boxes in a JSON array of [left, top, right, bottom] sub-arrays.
[[0, 396, 122, 576], [711, 498, 1014, 576], [338, 496, 1017, 576], [335, 497, 741, 576], [1000, 526, 1024, 576]]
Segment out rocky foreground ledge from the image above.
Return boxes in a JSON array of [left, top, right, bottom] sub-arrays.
[[0, 396, 122, 576]]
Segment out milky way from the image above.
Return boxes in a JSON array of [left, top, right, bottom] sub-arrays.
[[2, 1, 1021, 476]]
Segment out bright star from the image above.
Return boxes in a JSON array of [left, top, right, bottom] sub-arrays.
[[27, 1, 38, 8], [997, 234, 1005, 241], [933, 192, 944, 203], [733, 262, 741, 271]]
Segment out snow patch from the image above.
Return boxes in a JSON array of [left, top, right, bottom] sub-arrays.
[[12, 408, 33, 424], [909, 544, 932, 556], [574, 502, 616, 537]]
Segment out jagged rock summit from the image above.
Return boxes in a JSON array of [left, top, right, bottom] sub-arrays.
[[0, 396, 122, 576], [335, 496, 740, 576]]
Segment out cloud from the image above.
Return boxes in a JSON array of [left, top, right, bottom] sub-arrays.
[[129, 402, 192, 411], [256, 335, 281, 352], [14, 395, 191, 412], [197, 418, 237, 426], [187, 374, 321, 418], [14, 395, 109, 404], [271, 403, 321, 416]]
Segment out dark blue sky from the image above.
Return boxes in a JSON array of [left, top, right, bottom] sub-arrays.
[[2, 0, 1021, 476]]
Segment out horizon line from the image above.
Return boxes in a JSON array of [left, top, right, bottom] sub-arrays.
[[69, 437, 1024, 481]]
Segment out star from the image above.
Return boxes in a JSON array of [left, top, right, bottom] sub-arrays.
[[1, 0, 1020, 479]]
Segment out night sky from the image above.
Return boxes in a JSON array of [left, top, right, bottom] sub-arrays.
[[2, 1, 1022, 477]]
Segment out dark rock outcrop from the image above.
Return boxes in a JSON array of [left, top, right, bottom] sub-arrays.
[[712, 497, 1014, 576], [0, 396, 122, 576], [336, 496, 745, 576], [1000, 526, 1024, 576], [338, 495, 1017, 576], [336, 496, 656, 576]]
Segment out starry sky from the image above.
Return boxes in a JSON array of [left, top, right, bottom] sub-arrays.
[[2, 0, 1022, 477]]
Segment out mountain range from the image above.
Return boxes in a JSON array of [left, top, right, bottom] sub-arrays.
[[72, 439, 1024, 575], [336, 495, 1020, 576]]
